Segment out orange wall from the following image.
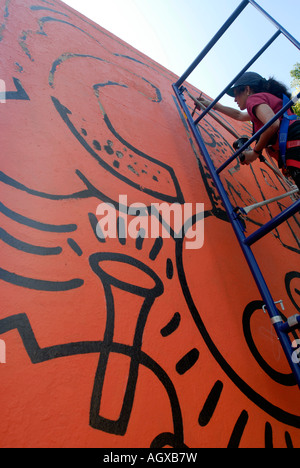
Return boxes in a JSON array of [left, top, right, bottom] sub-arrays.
[[0, 0, 299, 448]]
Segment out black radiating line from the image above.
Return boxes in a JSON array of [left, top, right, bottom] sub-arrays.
[[0, 227, 62, 255], [88, 213, 106, 243], [0, 201, 77, 232], [285, 431, 294, 448], [265, 422, 273, 448], [117, 216, 126, 245], [227, 410, 249, 448], [198, 380, 224, 427], [5, 78, 30, 100], [160, 312, 181, 337], [0, 267, 84, 291], [135, 229, 146, 250], [67, 238, 82, 256], [176, 348, 199, 375], [149, 236, 163, 260], [0, 171, 90, 200], [166, 258, 174, 279]]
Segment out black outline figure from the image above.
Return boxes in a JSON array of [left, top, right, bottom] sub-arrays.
[[89, 252, 164, 435]]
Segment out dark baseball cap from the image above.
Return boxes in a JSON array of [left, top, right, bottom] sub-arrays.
[[226, 72, 265, 97]]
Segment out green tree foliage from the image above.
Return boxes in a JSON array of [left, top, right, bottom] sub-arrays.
[[290, 62, 300, 116]]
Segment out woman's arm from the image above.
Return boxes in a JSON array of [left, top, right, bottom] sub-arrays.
[[198, 98, 250, 121], [214, 102, 250, 121]]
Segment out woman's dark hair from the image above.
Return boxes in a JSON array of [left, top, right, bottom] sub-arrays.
[[235, 77, 292, 99]]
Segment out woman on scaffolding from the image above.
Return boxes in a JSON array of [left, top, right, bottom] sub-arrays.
[[198, 71, 300, 190]]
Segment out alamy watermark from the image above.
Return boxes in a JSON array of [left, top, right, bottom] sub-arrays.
[[0, 79, 6, 104], [292, 339, 300, 364], [95, 195, 204, 250], [0, 339, 6, 364]]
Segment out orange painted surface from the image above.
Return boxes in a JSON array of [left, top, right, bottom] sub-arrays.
[[0, 0, 299, 448]]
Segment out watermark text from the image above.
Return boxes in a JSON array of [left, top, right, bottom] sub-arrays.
[[0, 79, 6, 103], [0, 339, 6, 364], [95, 196, 204, 250], [292, 339, 300, 364]]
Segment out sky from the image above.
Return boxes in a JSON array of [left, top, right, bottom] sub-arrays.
[[61, 0, 299, 107]]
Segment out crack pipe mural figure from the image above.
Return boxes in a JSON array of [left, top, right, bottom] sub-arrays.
[[89, 252, 164, 436]]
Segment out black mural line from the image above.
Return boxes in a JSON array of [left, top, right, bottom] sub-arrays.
[[67, 238, 82, 256], [264, 425, 294, 449], [80, 169, 205, 249], [0, 267, 83, 291], [136, 229, 146, 251], [0, 0, 11, 42], [0, 312, 185, 447], [0, 201, 77, 232], [19, 16, 104, 62], [175, 348, 200, 375], [0, 227, 62, 256], [150, 432, 188, 449], [285, 431, 294, 448], [88, 212, 106, 244], [227, 411, 249, 448], [248, 163, 300, 254], [0, 168, 142, 210], [285, 272, 300, 313], [260, 168, 279, 191], [51, 95, 183, 205], [172, 96, 227, 223], [50, 52, 159, 106], [3, 77, 29, 100], [0, 164, 183, 298], [175, 236, 300, 428], [160, 312, 181, 337], [0, 171, 91, 200], [49, 52, 173, 147], [275, 202, 300, 254], [198, 380, 224, 427], [242, 300, 297, 387], [89, 252, 164, 436], [166, 258, 174, 280], [29, 5, 69, 17], [116, 216, 126, 246], [88, 208, 175, 286], [0, 194, 83, 290], [149, 236, 163, 261], [85, 185, 185, 245], [94, 79, 162, 103], [265, 422, 273, 448], [49, 53, 105, 87]]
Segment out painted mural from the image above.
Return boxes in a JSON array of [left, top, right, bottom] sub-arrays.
[[0, 0, 299, 448]]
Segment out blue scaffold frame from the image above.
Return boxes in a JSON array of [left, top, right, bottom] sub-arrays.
[[173, 0, 300, 387]]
